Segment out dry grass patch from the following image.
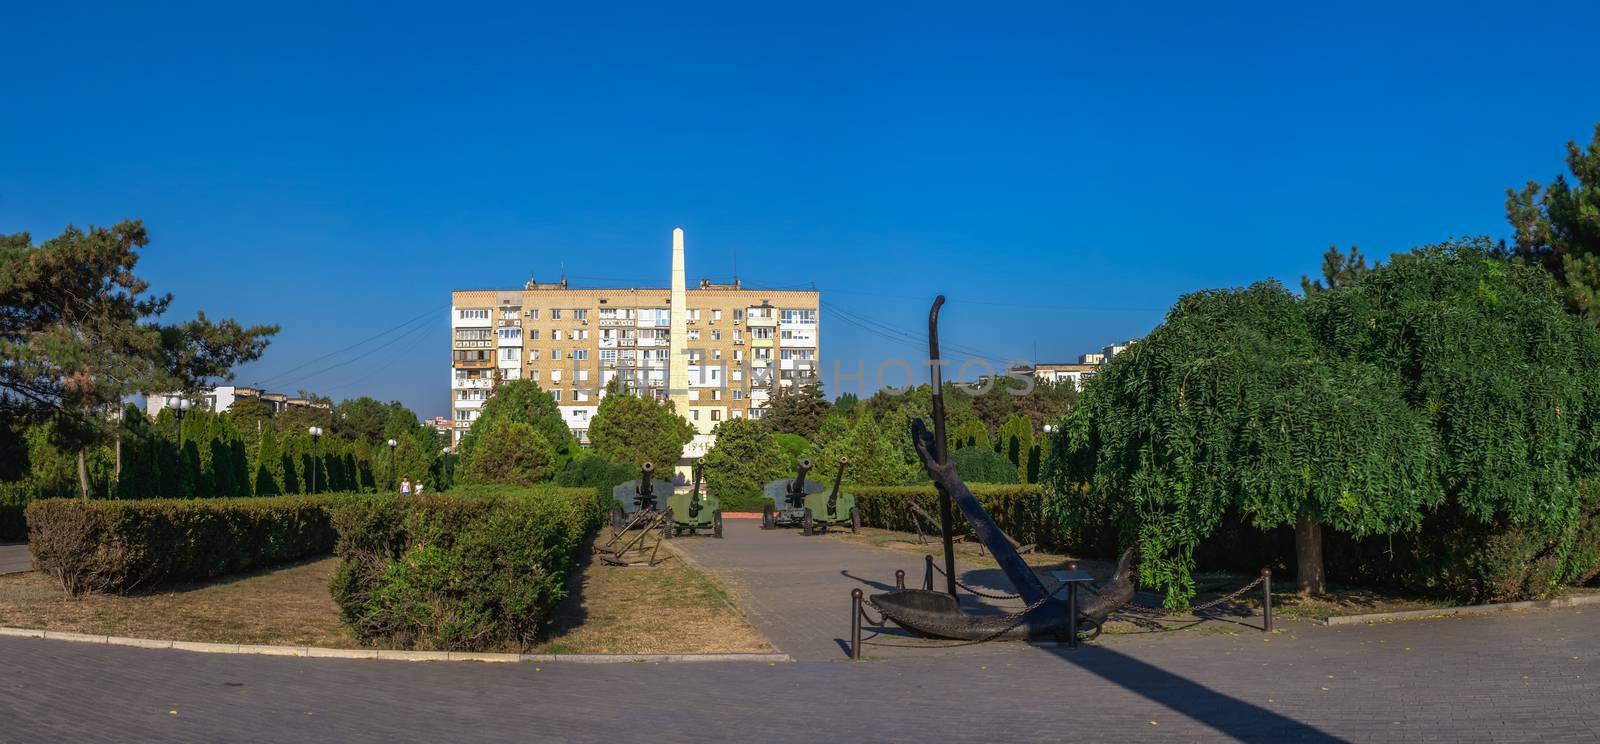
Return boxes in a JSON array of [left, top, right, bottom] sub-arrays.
[[531, 550, 771, 655], [0, 557, 355, 647]]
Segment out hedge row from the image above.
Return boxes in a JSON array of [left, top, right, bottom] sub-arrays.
[[328, 486, 606, 651], [26, 495, 336, 595], [852, 485, 1089, 552]]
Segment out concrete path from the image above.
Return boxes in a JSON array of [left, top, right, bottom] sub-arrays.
[[0, 543, 30, 576], [2, 605, 1597, 742], [673, 519, 1107, 661]]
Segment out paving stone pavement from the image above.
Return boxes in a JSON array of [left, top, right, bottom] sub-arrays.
[[671, 518, 1163, 661], [0, 543, 30, 576], [2, 606, 1597, 742]]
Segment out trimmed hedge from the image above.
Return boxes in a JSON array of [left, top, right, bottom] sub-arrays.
[[328, 486, 605, 651], [26, 495, 336, 595], [852, 485, 1082, 552]]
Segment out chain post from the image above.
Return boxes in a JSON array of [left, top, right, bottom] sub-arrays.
[[1261, 568, 1273, 633], [924, 555, 934, 591], [895, 569, 905, 590], [851, 588, 864, 660]]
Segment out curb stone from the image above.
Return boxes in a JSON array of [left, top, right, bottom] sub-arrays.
[[1326, 592, 1600, 625], [0, 626, 793, 663]]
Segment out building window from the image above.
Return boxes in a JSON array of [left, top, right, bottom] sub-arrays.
[[573, 349, 590, 361], [734, 309, 744, 321], [529, 370, 540, 381], [553, 329, 563, 341], [573, 309, 588, 321], [578, 369, 590, 381], [600, 350, 617, 362], [733, 330, 742, 341], [551, 309, 563, 320], [458, 309, 489, 320], [528, 349, 540, 361], [528, 330, 541, 340], [687, 329, 700, 341], [690, 410, 699, 420], [552, 388, 562, 401], [713, 349, 722, 360], [752, 327, 773, 340], [552, 349, 562, 361], [713, 310, 722, 321], [711, 330, 721, 341], [527, 309, 540, 320], [502, 348, 518, 360], [711, 410, 721, 421], [733, 389, 744, 400], [712, 389, 722, 401], [781, 309, 817, 323]]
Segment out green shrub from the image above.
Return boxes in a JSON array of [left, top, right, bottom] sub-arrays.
[[328, 486, 604, 651], [0, 482, 33, 542], [554, 456, 638, 508], [850, 485, 1079, 552], [950, 446, 1019, 484], [25, 495, 336, 595]]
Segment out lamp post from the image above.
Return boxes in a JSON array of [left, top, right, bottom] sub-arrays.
[[308, 426, 323, 494], [166, 396, 192, 485], [386, 439, 398, 492]]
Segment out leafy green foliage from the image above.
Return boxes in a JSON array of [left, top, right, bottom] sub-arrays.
[[849, 485, 1069, 550], [1505, 123, 1600, 323], [458, 420, 556, 487], [554, 456, 637, 507], [702, 417, 785, 511], [454, 380, 572, 465], [327, 487, 603, 651], [950, 446, 1018, 484], [588, 388, 693, 469], [771, 433, 810, 470], [809, 410, 922, 486], [1048, 244, 1600, 605], [0, 220, 276, 497], [1301, 245, 1376, 293], [762, 381, 830, 439], [952, 420, 991, 451], [25, 495, 335, 595], [996, 415, 1035, 483]]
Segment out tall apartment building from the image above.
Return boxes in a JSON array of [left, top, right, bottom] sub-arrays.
[[449, 229, 821, 465]]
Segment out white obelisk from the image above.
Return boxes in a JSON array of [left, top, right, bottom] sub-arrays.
[[668, 228, 690, 421]]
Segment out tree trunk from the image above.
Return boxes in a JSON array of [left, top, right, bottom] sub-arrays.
[[1294, 513, 1325, 595], [76, 450, 90, 500]]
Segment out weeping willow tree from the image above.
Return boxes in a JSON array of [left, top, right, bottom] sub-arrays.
[[1047, 241, 1600, 605]]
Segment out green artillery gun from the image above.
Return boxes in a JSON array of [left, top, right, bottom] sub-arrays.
[[761, 457, 860, 535], [667, 459, 722, 537], [606, 462, 675, 539]]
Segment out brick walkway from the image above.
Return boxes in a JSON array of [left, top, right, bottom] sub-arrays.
[[0, 543, 30, 576], [1, 607, 1596, 741]]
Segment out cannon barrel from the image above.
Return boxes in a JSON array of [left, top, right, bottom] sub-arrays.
[[639, 462, 655, 496], [827, 457, 849, 514], [791, 458, 813, 494]]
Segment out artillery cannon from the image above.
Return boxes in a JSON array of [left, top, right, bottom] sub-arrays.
[[761, 457, 859, 535], [606, 462, 675, 538], [866, 296, 1133, 642], [596, 462, 676, 566], [668, 459, 722, 537]]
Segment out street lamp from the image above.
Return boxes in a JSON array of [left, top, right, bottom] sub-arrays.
[[386, 438, 398, 492], [166, 396, 193, 484], [308, 426, 324, 493]]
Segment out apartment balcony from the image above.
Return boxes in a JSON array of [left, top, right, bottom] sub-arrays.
[[454, 359, 494, 369], [635, 338, 661, 348], [452, 378, 492, 390], [746, 315, 777, 327], [455, 398, 486, 409], [599, 318, 632, 328], [598, 338, 619, 349]]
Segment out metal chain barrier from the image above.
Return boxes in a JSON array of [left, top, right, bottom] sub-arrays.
[[1121, 573, 1266, 616], [925, 558, 1026, 601]]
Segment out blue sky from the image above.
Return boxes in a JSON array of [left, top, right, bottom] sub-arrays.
[[3, 1, 1596, 417]]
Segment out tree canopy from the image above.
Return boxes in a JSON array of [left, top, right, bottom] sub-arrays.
[[0, 220, 276, 496], [702, 417, 785, 511], [587, 386, 693, 470], [455, 380, 571, 464], [1505, 123, 1600, 323], [1047, 243, 1600, 605], [762, 381, 830, 440], [458, 420, 557, 487]]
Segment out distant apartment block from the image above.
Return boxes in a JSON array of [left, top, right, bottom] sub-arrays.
[[144, 385, 330, 418], [1027, 339, 1137, 390], [449, 229, 820, 453]]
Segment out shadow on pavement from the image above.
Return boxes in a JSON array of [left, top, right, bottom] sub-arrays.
[[1040, 644, 1347, 743]]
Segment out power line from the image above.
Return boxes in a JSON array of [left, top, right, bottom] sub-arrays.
[[247, 304, 444, 389]]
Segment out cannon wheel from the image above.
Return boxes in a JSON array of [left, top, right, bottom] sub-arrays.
[[802, 507, 814, 536], [761, 503, 774, 530], [850, 506, 861, 534], [713, 512, 723, 539]]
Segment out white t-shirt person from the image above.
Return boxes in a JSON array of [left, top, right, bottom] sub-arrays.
[[400, 479, 412, 495]]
